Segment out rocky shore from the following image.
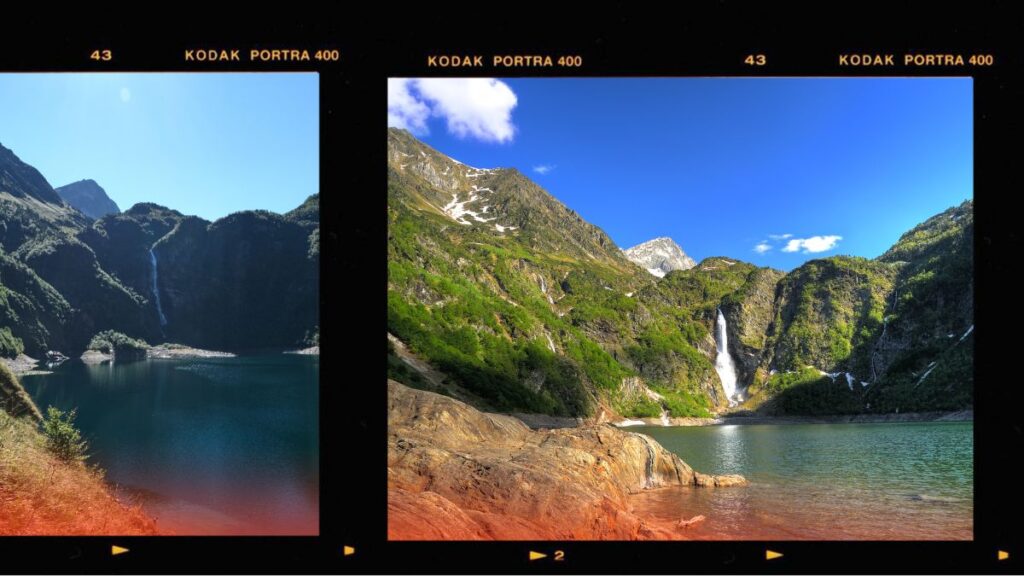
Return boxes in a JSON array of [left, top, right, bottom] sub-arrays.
[[146, 344, 235, 360], [284, 346, 319, 355], [609, 410, 975, 429], [1, 354, 52, 376], [81, 345, 235, 364], [388, 380, 745, 540], [716, 410, 974, 425]]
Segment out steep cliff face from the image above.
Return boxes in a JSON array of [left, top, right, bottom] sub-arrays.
[[156, 205, 319, 350], [720, 267, 786, 387], [764, 257, 897, 377], [78, 204, 184, 298], [741, 202, 974, 415], [388, 380, 744, 540], [633, 258, 764, 407], [867, 201, 974, 412]]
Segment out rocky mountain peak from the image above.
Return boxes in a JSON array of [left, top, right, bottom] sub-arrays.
[[388, 127, 507, 195], [388, 129, 634, 271], [55, 179, 121, 219], [623, 237, 696, 277]]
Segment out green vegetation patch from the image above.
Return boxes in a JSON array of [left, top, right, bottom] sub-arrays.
[[87, 330, 149, 360]]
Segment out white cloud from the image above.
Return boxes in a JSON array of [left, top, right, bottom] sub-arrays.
[[782, 235, 842, 253], [768, 233, 793, 240], [533, 164, 555, 175], [120, 87, 131, 103], [387, 78, 518, 143], [754, 242, 772, 254], [388, 78, 430, 134]]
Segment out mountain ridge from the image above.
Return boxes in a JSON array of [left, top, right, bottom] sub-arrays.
[[0, 138, 319, 358]]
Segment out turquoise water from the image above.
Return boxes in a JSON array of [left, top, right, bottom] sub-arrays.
[[21, 355, 319, 535], [631, 422, 972, 540]]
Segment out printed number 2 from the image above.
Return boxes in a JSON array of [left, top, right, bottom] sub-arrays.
[[554, 550, 565, 561], [90, 50, 112, 62], [744, 54, 766, 66]]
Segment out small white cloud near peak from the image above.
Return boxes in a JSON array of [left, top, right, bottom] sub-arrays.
[[782, 235, 843, 254], [754, 242, 772, 254], [533, 164, 555, 175], [768, 233, 793, 240], [387, 78, 518, 143]]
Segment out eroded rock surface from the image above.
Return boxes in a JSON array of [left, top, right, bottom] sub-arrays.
[[388, 380, 746, 540]]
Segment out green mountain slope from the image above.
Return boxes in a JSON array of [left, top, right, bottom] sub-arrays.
[[745, 201, 973, 414], [390, 129, 775, 418]]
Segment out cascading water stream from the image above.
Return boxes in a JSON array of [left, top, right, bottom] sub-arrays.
[[149, 248, 168, 327], [714, 308, 742, 406]]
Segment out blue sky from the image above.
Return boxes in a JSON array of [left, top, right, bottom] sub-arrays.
[[388, 78, 972, 270], [0, 73, 318, 221]]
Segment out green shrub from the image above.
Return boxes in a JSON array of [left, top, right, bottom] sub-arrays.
[[619, 396, 662, 418], [87, 330, 149, 360], [42, 406, 87, 463], [655, 386, 712, 418]]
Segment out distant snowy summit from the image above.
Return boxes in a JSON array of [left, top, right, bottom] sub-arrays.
[[623, 237, 696, 277]]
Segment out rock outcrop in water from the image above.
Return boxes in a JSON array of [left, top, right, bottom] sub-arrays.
[[388, 380, 746, 540]]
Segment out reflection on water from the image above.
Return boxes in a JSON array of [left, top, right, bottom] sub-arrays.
[[632, 422, 972, 540], [22, 355, 319, 535]]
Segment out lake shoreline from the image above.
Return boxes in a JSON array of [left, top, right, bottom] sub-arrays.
[[635, 419, 973, 540], [616, 409, 974, 428], [146, 344, 235, 360], [1, 354, 52, 376], [506, 408, 973, 430]]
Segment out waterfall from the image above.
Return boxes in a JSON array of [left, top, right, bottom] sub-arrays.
[[659, 410, 671, 426], [544, 333, 556, 354], [149, 248, 168, 327], [714, 308, 741, 406]]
